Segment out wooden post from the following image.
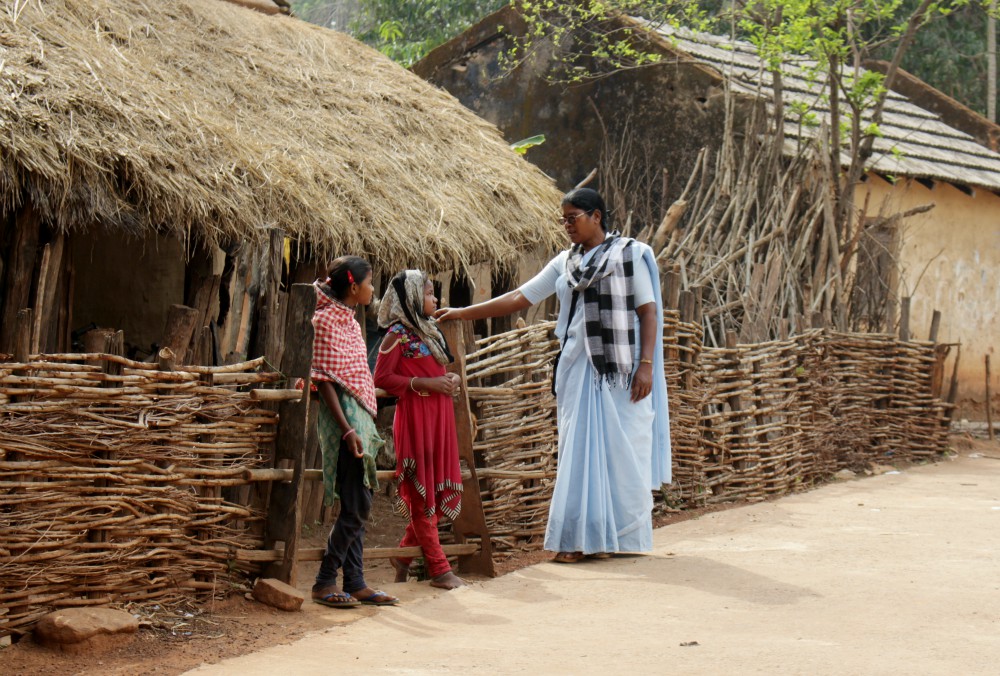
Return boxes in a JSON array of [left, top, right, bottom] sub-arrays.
[[263, 283, 314, 583], [14, 309, 32, 363], [945, 344, 962, 423], [678, 290, 696, 391], [160, 304, 201, 364], [663, 267, 681, 311], [928, 310, 947, 400], [928, 310, 942, 343], [0, 204, 40, 354], [251, 230, 285, 367], [32, 236, 65, 354], [440, 320, 495, 577], [899, 296, 911, 342], [986, 355, 994, 441]]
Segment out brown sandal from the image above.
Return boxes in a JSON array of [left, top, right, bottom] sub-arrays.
[[552, 551, 584, 564]]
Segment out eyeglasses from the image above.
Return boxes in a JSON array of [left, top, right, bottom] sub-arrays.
[[558, 210, 592, 226]]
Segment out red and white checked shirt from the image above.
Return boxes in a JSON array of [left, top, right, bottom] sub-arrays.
[[310, 283, 377, 418]]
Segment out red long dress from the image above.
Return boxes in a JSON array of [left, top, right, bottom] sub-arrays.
[[373, 323, 463, 577]]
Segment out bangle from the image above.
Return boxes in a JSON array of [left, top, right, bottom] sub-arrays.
[[639, 359, 653, 365], [342, 428, 356, 440], [410, 377, 429, 397]]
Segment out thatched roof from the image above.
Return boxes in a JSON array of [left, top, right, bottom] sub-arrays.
[[647, 23, 1000, 192], [0, 0, 565, 271]]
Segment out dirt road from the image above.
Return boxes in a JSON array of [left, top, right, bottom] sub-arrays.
[[184, 448, 1000, 675]]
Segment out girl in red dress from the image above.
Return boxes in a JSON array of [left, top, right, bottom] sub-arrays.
[[374, 270, 465, 589]]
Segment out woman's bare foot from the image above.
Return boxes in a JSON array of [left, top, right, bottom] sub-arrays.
[[389, 557, 409, 583], [429, 571, 466, 590]]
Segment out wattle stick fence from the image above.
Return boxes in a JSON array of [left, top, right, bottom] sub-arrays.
[[0, 289, 951, 636], [463, 310, 951, 560]]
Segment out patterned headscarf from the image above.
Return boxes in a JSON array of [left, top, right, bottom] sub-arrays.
[[377, 270, 453, 365]]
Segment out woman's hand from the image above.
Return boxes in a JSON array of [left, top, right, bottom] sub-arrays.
[[434, 307, 465, 322], [446, 372, 462, 397], [416, 375, 458, 396], [434, 374, 459, 397], [345, 432, 364, 458], [630, 363, 653, 403]]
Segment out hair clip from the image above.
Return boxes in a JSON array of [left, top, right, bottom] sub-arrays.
[[347, 270, 355, 284]]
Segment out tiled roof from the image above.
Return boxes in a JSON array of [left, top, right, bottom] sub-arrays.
[[652, 24, 1000, 191]]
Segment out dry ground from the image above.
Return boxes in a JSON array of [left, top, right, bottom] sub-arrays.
[[4, 435, 994, 675]]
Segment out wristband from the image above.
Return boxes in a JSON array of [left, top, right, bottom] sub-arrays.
[[639, 359, 653, 365], [342, 428, 356, 440]]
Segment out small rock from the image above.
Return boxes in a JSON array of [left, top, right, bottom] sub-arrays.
[[34, 608, 138, 654], [871, 464, 896, 475], [833, 469, 856, 480], [252, 577, 305, 612]]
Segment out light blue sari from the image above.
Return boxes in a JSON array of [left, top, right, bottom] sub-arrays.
[[521, 241, 671, 554]]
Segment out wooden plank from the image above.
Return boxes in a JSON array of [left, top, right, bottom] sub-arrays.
[[246, 467, 391, 482], [251, 230, 284, 365], [945, 344, 962, 423], [440, 321, 495, 577], [160, 304, 200, 364], [238, 543, 478, 563], [899, 296, 911, 342], [0, 204, 40, 354], [14, 309, 32, 363], [262, 283, 313, 583], [30, 238, 56, 354]]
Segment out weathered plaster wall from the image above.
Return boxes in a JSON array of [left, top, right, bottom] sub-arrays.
[[858, 176, 1000, 410]]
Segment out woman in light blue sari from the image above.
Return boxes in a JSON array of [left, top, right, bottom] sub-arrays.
[[436, 188, 671, 562]]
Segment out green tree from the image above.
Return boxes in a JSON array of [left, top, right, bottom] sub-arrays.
[[883, 1, 996, 116], [290, 0, 506, 65]]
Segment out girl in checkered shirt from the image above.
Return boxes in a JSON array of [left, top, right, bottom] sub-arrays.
[[310, 256, 399, 608]]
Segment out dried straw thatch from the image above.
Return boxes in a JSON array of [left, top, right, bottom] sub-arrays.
[[0, 0, 565, 271]]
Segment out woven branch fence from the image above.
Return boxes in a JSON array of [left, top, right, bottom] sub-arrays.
[[0, 354, 280, 636], [0, 314, 951, 634], [464, 314, 950, 560]]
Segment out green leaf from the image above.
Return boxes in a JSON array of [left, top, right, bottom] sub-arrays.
[[510, 134, 546, 155]]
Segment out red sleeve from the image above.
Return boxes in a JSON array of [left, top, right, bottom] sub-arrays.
[[373, 336, 410, 398]]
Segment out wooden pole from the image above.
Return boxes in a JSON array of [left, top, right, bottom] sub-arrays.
[[928, 310, 942, 343], [440, 320, 496, 577], [14, 309, 32, 363], [986, 355, 994, 441], [945, 344, 962, 423], [160, 304, 201, 364], [899, 296, 911, 342], [262, 283, 314, 583], [0, 204, 40, 354], [251, 229, 284, 367]]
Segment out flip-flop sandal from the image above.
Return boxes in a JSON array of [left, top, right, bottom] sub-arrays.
[[552, 551, 584, 564], [350, 589, 399, 606], [312, 590, 360, 608], [587, 552, 613, 560]]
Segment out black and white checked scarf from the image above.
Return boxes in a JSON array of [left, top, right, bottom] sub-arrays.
[[565, 232, 636, 388]]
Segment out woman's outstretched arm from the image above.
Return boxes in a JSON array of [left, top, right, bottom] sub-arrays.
[[434, 289, 532, 322]]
